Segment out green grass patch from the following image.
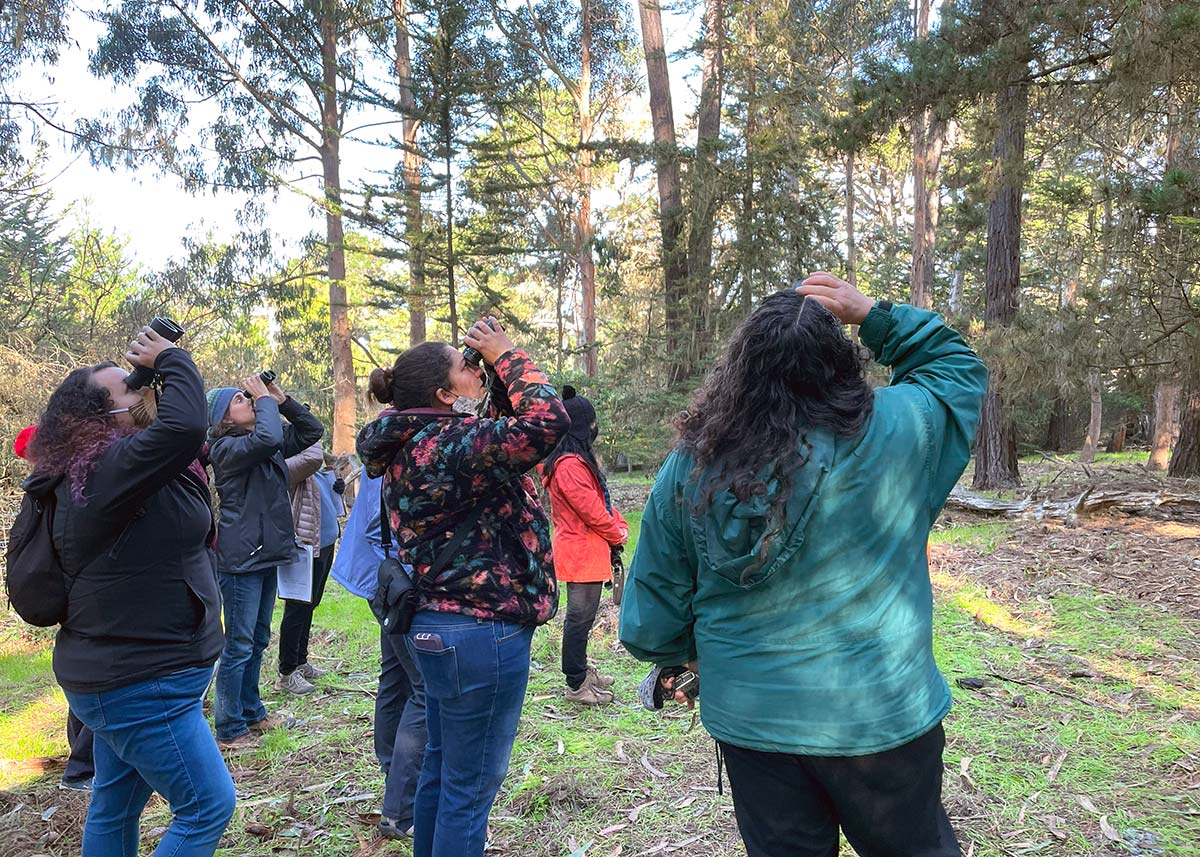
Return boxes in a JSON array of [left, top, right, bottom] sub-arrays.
[[929, 521, 1012, 553]]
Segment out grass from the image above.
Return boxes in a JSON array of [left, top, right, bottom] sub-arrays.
[[3, 499, 1199, 856]]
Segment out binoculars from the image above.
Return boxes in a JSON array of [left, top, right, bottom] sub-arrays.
[[462, 319, 498, 368], [126, 317, 185, 390], [242, 370, 277, 397]]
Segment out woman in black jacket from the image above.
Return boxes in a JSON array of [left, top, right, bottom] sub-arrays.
[[31, 326, 235, 857], [206, 373, 324, 747]]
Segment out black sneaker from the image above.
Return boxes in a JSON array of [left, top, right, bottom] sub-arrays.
[[378, 816, 413, 840], [59, 775, 93, 792]]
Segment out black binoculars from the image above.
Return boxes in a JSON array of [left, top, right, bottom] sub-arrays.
[[241, 370, 277, 398], [462, 319, 497, 368], [126, 317, 185, 390]]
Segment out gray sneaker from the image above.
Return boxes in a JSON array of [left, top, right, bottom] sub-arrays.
[[296, 662, 327, 681], [279, 670, 316, 695]]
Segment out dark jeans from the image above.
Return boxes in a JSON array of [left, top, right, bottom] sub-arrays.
[[65, 709, 95, 781], [561, 582, 603, 690], [720, 724, 961, 857], [405, 612, 534, 857], [375, 628, 427, 825], [278, 544, 336, 675], [214, 569, 276, 741], [63, 666, 236, 857]]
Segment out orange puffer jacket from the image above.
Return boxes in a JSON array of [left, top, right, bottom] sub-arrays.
[[542, 454, 627, 583]]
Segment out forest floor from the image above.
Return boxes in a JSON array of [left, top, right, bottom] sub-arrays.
[[2, 453, 1199, 857]]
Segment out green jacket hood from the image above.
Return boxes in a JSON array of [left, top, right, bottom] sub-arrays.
[[688, 429, 836, 589]]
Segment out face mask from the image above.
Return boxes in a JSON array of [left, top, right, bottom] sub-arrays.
[[109, 396, 157, 428], [451, 395, 485, 415]]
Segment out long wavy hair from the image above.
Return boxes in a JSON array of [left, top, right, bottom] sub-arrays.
[[674, 289, 874, 512], [30, 362, 133, 502]]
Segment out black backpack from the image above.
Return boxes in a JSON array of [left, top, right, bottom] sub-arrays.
[[5, 476, 70, 627]]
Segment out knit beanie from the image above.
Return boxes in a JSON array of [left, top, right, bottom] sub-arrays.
[[562, 385, 597, 442], [206, 387, 239, 429]]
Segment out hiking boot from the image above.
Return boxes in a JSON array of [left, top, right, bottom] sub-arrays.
[[296, 662, 327, 681], [279, 670, 317, 695], [216, 732, 259, 751], [565, 680, 613, 706], [587, 665, 615, 689], [248, 714, 294, 734], [378, 816, 414, 840]]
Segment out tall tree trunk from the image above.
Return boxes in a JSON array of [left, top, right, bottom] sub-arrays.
[[972, 72, 1027, 490], [1043, 397, 1071, 452], [1148, 90, 1190, 472], [845, 150, 857, 287], [909, 0, 945, 309], [636, 0, 688, 384], [1168, 384, 1200, 477], [1149, 380, 1181, 471], [1079, 369, 1102, 463], [320, 2, 353, 454], [738, 4, 756, 316], [683, 0, 723, 366], [577, 0, 597, 376], [437, 20, 458, 347], [395, 0, 426, 345]]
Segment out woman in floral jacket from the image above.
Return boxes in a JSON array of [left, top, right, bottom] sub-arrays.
[[356, 317, 568, 857]]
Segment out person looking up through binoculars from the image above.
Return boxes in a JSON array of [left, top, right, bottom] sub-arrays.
[[620, 274, 987, 857], [30, 326, 235, 856], [206, 372, 324, 749], [357, 316, 569, 857]]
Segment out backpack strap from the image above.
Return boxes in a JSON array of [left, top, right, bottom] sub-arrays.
[[379, 480, 489, 592]]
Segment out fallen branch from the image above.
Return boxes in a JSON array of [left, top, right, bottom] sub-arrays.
[[946, 486, 1200, 521]]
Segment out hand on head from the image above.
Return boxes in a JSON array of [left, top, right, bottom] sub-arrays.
[[463, 316, 515, 365], [796, 273, 875, 326]]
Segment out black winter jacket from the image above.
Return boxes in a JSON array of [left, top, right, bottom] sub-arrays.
[[49, 348, 221, 694], [208, 397, 324, 574]]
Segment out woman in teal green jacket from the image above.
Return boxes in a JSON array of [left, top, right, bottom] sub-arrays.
[[619, 273, 987, 857]]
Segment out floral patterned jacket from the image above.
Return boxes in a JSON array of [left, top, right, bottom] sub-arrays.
[[356, 349, 569, 625]]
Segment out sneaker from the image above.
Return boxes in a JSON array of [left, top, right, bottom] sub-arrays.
[[565, 681, 613, 706], [378, 816, 414, 840], [587, 665, 615, 689], [296, 662, 327, 681], [216, 732, 259, 751], [59, 775, 93, 792], [279, 670, 317, 695], [248, 714, 294, 734]]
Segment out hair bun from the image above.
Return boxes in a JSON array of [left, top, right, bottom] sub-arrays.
[[368, 367, 395, 404], [563, 385, 576, 400]]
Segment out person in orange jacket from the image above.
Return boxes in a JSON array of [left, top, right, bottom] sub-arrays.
[[540, 386, 628, 705]]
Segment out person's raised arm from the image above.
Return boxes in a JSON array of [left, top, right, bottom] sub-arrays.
[[207, 376, 285, 476], [90, 328, 207, 517], [441, 317, 570, 492], [799, 272, 987, 511]]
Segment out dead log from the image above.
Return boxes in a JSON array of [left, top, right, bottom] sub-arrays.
[[946, 486, 1200, 521]]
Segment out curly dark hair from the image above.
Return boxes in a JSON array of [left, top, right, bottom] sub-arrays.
[[674, 289, 874, 511], [30, 362, 132, 503]]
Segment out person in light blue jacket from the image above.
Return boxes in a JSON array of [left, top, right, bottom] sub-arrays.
[[330, 472, 426, 840], [620, 274, 986, 857]]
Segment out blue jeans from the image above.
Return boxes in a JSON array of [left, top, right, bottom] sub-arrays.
[[63, 666, 236, 857], [215, 569, 277, 741], [405, 612, 534, 857], [377, 628, 427, 825]]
